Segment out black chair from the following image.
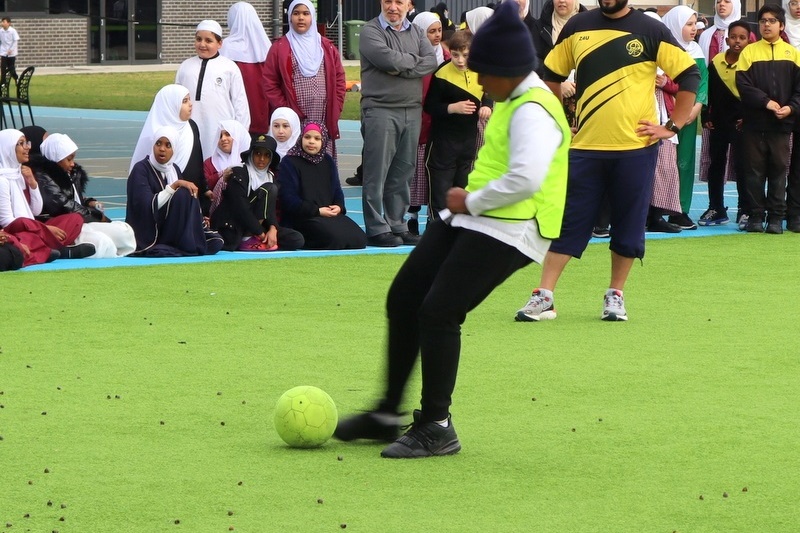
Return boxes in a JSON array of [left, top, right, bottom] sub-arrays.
[[0, 81, 9, 129], [1, 66, 35, 128]]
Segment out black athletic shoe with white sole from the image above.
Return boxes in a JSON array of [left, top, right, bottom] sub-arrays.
[[380, 410, 461, 458]]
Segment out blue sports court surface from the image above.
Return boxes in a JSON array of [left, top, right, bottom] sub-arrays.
[[21, 106, 742, 272]]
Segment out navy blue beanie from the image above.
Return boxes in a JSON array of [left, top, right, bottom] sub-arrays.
[[468, 1, 537, 77]]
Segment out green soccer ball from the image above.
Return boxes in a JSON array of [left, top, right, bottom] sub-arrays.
[[273, 386, 338, 448]]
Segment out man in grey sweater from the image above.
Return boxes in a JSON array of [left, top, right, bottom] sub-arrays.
[[359, 0, 438, 247]]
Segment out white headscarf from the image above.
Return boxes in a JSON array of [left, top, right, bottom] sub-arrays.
[[286, 0, 323, 78], [221, 2, 272, 63], [698, 0, 743, 60], [663, 6, 705, 60], [0, 129, 36, 221], [267, 107, 301, 158], [552, 0, 580, 44], [149, 126, 180, 185], [40, 133, 78, 164], [130, 84, 196, 174], [466, 7, 494, 34], [211, 119, 251, 173], [783, 0, 800, 48], [412, 13, 445, 65], [0, 129, 24, 180]]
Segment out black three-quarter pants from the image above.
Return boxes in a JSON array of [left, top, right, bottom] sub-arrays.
[[378, 219, 532, 422]]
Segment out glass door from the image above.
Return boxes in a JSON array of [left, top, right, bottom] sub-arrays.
[[90, 0, 160, 63]]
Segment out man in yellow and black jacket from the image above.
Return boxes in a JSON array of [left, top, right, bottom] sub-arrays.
[[736, 4, 800, 233]]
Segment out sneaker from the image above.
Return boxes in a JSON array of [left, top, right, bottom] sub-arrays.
[[238, 236, 278, 251], [601, 289, 628, 321], [745, 218, 765, 233], [394, 231, 421, 245], [646, 218, 681, 233], [667, 213, 697, 230], [334, 410, 403, 442], [697, 208, 729, 226], [344, 175, 363, 186], [380, 410, 461, 459], [787, 215, 800, 233], [515, 289, 557, 322], [737, 213, 750, 231], [592, 226, 610, 238]]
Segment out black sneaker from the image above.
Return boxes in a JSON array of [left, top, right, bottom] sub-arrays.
[[646, 218, 681, 233], [765, 221, 783, 234], [344, 175, 363, 186], [61, 243, 96, 259], [591, 226, 610, 238], [334, 410, 403, 442], [787, 215, 800, 233], [380, 410, 461, 458], [667, 213, 697, 230], [407, 218, 419, 235], [697, 208, 729, 226]]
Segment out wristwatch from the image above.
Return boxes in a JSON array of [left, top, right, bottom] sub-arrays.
[[664, 119, 681, 135]]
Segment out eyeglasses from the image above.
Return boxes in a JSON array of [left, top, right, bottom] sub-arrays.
[[16, 140, 31, 149], [759, 17, 779, 24], [790, 1, 800, 7]]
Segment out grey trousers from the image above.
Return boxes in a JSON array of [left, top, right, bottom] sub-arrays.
[[360, 106, 422, 236]]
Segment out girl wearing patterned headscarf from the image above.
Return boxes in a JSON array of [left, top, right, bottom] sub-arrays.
[[264, 0, 346, 164], [221, 2, 272, 133], [277, 123, 367, 250]]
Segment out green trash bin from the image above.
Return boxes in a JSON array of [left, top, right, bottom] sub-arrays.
[[344, 20, 366, 60]]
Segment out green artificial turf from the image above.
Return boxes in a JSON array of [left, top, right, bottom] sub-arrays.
[[1, 235, 799, 531]]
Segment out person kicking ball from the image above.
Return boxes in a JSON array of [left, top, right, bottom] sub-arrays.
[[334, 1, 570, 458]]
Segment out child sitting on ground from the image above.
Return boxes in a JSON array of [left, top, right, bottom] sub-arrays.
[[268, 107, 301, 159], [203, 120, 251, 192], [277, 123, 367, 250], [209, 134, 304, 251]]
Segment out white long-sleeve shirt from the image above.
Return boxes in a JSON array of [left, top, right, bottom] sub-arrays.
[[175, 55, 251, 159], [0, 26, 19, 57], [442, 72, 564, 264]]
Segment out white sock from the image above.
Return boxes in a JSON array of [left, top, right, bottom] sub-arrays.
[[435, 418, 449, 428], [536, 288, 553, 300]]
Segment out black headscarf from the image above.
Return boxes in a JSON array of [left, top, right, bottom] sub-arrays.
[[20, 126, 47, 155]]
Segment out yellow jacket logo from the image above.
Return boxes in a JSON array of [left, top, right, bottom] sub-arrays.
[[626, 39, 644, 57]]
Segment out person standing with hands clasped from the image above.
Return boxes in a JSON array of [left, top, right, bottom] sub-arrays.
[[334, 2, 570, 458], [736, 4, 800, 233]]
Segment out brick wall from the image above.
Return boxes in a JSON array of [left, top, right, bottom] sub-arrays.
[[4, 1, 280, 68], [13, 16, 88, 68]]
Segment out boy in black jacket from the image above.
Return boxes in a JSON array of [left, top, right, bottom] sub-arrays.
[[423, 31, 491, 220]]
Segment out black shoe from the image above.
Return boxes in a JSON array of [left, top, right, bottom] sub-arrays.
[[393, 231, 421, 245], [344, 175, 363, 186], [745, 218, 765, 233], [667, 213, 697, 230], [787, 216, 800, 233], [765, 222, 784, 234], [46, 249, 61, 263], [61, 243, 96, 259], [407, 218, 419, 236], [334, 410, 403, 442], [591, 226, 610, 238], [367, 232, 402, 247], [646, 218, 682, 233], [380, 410, 461, 459]]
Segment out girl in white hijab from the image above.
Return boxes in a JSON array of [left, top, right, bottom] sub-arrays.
[[264, 0, 346, 162], [221, 2, 273, 134], [783, 0, 800, 48], [698, 0, 744, 61], [412, 12, 444, 65], [662, 5, 708, 229], [465, 7, 494, 34], [39, 133, 136, 258], [206, 119, 251, 192], [268, 107, 302, 158], [130, 84, 196, 175]]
